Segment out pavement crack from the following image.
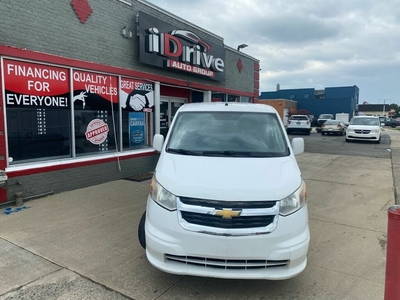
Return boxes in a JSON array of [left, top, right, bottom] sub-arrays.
[[309, 217, 386, 234], [153, 276, 186, 300], [307, 264, 384, 285]]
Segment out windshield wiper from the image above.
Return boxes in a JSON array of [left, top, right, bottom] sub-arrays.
[[203, 150, 284, 157], [166, 148, 202, 156], [202, 150, 269, 157]]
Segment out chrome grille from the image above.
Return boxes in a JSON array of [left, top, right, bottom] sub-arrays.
[[181, 211, 274, 229], [354, 129, 371, 134], [165, 254, 289, 269], [177, 197, 279, 236]]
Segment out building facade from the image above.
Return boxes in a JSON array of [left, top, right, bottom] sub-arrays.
[[0, 0, 260, 203], [260, 86, 359, 120], [258, 99, 297, 126], [357, 104, 392, 117]]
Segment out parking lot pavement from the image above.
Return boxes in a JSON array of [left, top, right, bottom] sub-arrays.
[[0, 133, 396, 299]]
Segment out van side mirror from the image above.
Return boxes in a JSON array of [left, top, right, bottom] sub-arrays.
[[153, 134, 164, 152], [291, 138, 304, 156]]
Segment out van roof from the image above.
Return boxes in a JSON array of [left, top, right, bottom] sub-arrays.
[[352, 115, 379, 119], [177, 102, 277, 113]]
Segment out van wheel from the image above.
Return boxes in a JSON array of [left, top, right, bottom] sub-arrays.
[[391, 124, 396, 128], [345, 138, 350, 143], [138, 211, 146, 249]]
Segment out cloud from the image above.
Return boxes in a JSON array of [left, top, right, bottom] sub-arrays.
[[146, 0, 400, 104]]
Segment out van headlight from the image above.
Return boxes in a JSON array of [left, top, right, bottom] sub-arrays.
[[370, 129, 379, 133], [149, 175, 177, 211], [279, 181, 306, 216]]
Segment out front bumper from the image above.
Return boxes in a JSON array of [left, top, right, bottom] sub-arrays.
[[346, 131, 380, 141], [145, 197, 310, 280]]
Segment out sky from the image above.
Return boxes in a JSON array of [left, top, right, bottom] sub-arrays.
[[145, 0, 400, 105]]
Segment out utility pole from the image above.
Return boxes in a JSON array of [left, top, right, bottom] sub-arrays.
[[383, 100, 386, 116], [379, 99, 391, 117]]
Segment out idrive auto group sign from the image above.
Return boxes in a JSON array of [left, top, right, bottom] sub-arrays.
[[138, 11, 226, 82]]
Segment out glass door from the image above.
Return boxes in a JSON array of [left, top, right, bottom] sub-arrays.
[[160, 97, 186, 137]]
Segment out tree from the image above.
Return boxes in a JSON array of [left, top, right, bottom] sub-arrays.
[[390, 103, 400, 118], [287, 109, 311, 118]]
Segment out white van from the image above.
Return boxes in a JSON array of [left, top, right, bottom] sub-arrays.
[[138, 102, 310, 280]]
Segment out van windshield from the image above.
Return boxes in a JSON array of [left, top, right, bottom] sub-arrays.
[[350, 117, 379, 126], [166, 112, 289, 157]]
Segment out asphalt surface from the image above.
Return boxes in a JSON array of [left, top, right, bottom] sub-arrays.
[[0, 128, 399, 299]]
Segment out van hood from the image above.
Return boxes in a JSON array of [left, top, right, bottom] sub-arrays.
[[155, 154, 302, 201]]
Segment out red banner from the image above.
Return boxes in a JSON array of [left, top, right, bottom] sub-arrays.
[[73, 70, 118, 103], [4, 59, 70, 96]]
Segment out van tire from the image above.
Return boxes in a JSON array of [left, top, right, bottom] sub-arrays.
[[138, 211, 146, 249]]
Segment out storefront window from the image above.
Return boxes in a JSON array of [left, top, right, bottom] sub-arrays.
[[120, 78, 154, 149], [72, 70, 119, 156], [4, 59, 71, 163], [7, 108, 70, 162], [228, 94, 240, 102], [2, 58, 155, 165], [211, 93, 225, 102]]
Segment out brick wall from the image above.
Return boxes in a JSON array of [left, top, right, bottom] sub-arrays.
[[5, 154, 159, 202], [0, 0, 257, 94]]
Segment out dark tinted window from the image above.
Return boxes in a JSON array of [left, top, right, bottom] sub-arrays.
[[324, 120, 340, 125], [290, 116, 308, 120]]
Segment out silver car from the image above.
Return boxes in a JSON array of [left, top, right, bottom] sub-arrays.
[[321, 120, 347, 136]]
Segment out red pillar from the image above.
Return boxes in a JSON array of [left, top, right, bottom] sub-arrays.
[[385, 205, 400, 299]]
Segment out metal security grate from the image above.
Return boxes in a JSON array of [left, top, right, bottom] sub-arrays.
[[165, 254, 289, 269]]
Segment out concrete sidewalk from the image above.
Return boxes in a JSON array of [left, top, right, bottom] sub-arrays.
[[0, 134, 396, 299]]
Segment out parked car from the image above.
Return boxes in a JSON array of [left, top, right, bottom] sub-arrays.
[[346, 116, 382, 143], [378, 116, 400, 128], [321, 120, 347, 136], [317, 114, 334, 127], [286, 115, 311, 135], [139, 102, 310, 280]]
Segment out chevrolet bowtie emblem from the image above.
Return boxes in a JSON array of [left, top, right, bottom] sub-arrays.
[[215, 209, 241, 219]]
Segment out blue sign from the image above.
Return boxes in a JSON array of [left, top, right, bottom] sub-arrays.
[[129, 112, 145, 146]]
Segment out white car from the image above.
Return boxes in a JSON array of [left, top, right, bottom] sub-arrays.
[[286, 115, 311, 135], [345, 116, 382, 143], [139, 102, 310, 280]]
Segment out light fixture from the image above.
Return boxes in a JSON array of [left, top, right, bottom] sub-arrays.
[[121, 26, 133, 39], [237, 44, 248, 51], [121, 26, 127, 37]]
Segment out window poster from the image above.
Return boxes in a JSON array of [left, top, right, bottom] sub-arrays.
[[72, 70, 118, 152], [129, 112, 145, 146], [4, 59, 70, 109], [72, 70, 118, 110], [3, 59, 71, 162], [120, 78, 154, 112]]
